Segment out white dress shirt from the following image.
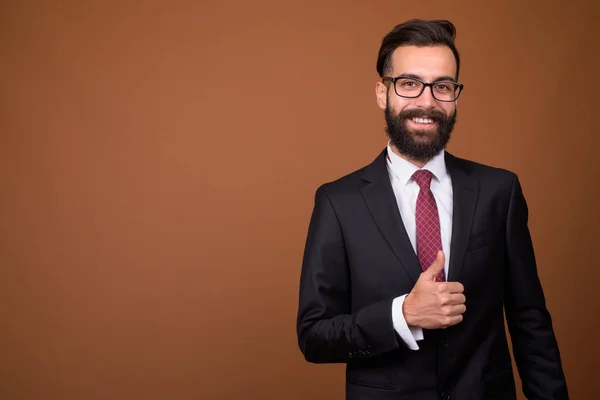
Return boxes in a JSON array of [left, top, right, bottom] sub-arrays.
[[386, 143, 453, 350]]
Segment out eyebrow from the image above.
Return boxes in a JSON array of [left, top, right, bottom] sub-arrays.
[[397, 73, 457, 82]]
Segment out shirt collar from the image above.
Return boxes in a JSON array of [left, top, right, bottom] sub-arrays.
[[386, 141, 448, 186]]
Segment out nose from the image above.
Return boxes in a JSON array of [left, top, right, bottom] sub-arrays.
[[414, 85, 437, 108]]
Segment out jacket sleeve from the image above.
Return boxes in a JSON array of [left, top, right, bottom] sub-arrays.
[[504, 174, 569, 399], [296, 185, 401, 363]]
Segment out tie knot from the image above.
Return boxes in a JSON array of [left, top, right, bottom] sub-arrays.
[[412, 169, 434, 189]]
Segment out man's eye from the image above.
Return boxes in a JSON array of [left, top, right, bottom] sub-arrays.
[[399, 79, 419, 87], [434, 82, 454, 92]]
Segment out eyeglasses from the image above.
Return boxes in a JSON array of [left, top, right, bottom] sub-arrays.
[[382, 75, 464, 102]]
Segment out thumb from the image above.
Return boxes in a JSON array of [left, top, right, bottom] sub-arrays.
[[423, 250, 445, 280]]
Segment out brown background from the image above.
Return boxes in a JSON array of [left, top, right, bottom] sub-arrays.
[[1, 0, 599, 399]]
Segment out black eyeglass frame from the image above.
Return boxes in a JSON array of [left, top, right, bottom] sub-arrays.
[[382, 75, 464, 102]]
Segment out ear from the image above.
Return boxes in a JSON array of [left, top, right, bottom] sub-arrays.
[[375, 81, 388, 110]]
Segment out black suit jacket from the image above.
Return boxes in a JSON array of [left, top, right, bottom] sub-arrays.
[[296, 149, 568, 400]]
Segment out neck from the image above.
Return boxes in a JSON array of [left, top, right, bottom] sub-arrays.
[[390, 145, 431, 168]]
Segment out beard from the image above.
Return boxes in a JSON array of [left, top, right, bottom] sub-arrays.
[[385, 103, 456, 163]]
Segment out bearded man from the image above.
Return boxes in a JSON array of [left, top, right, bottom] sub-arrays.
[[296, 19, 568, 400]]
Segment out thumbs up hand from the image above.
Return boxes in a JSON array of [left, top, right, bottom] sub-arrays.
[[402, 251, 466, 329]]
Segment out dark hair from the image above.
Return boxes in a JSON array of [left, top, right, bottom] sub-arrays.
[[376, 19, 460, 79]]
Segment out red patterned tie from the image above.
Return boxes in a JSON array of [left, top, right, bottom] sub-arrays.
[[412, 170, 445, 282]]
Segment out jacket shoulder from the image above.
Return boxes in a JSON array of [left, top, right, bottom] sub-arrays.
[[449, 153, 518, 181], [313, 163, 372, 200]]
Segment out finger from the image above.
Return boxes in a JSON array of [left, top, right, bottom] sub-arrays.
[[447, 293, 466, 305], [442, 314, 464, 328], [437, 282, 463, 294], [443, 282, 464, 294], [443, 304, 467, 316], [439, 293, 466, 305], [423, 250, 445, 281]]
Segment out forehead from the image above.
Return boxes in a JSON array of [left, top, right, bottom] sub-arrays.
[[389, 45, 457, 79]]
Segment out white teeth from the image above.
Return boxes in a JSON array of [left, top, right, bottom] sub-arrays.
[[412, 117, 433, 124]]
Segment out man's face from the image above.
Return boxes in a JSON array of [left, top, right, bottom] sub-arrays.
[[376, 45, 458, 162]]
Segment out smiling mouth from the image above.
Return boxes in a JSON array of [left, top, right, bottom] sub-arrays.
[[411, 117, 435, 125]]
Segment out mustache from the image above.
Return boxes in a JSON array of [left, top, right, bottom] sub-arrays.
[[398, 108, 447, 123]]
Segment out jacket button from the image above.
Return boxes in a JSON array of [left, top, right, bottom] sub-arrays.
[[440, 392, 451, 400]]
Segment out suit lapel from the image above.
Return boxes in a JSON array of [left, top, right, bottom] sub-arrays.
[[445, 152, 480, 282], [360, 150, 422, 283]]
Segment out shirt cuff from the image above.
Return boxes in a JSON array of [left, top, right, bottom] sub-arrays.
[[392, 294, 424, 351]]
